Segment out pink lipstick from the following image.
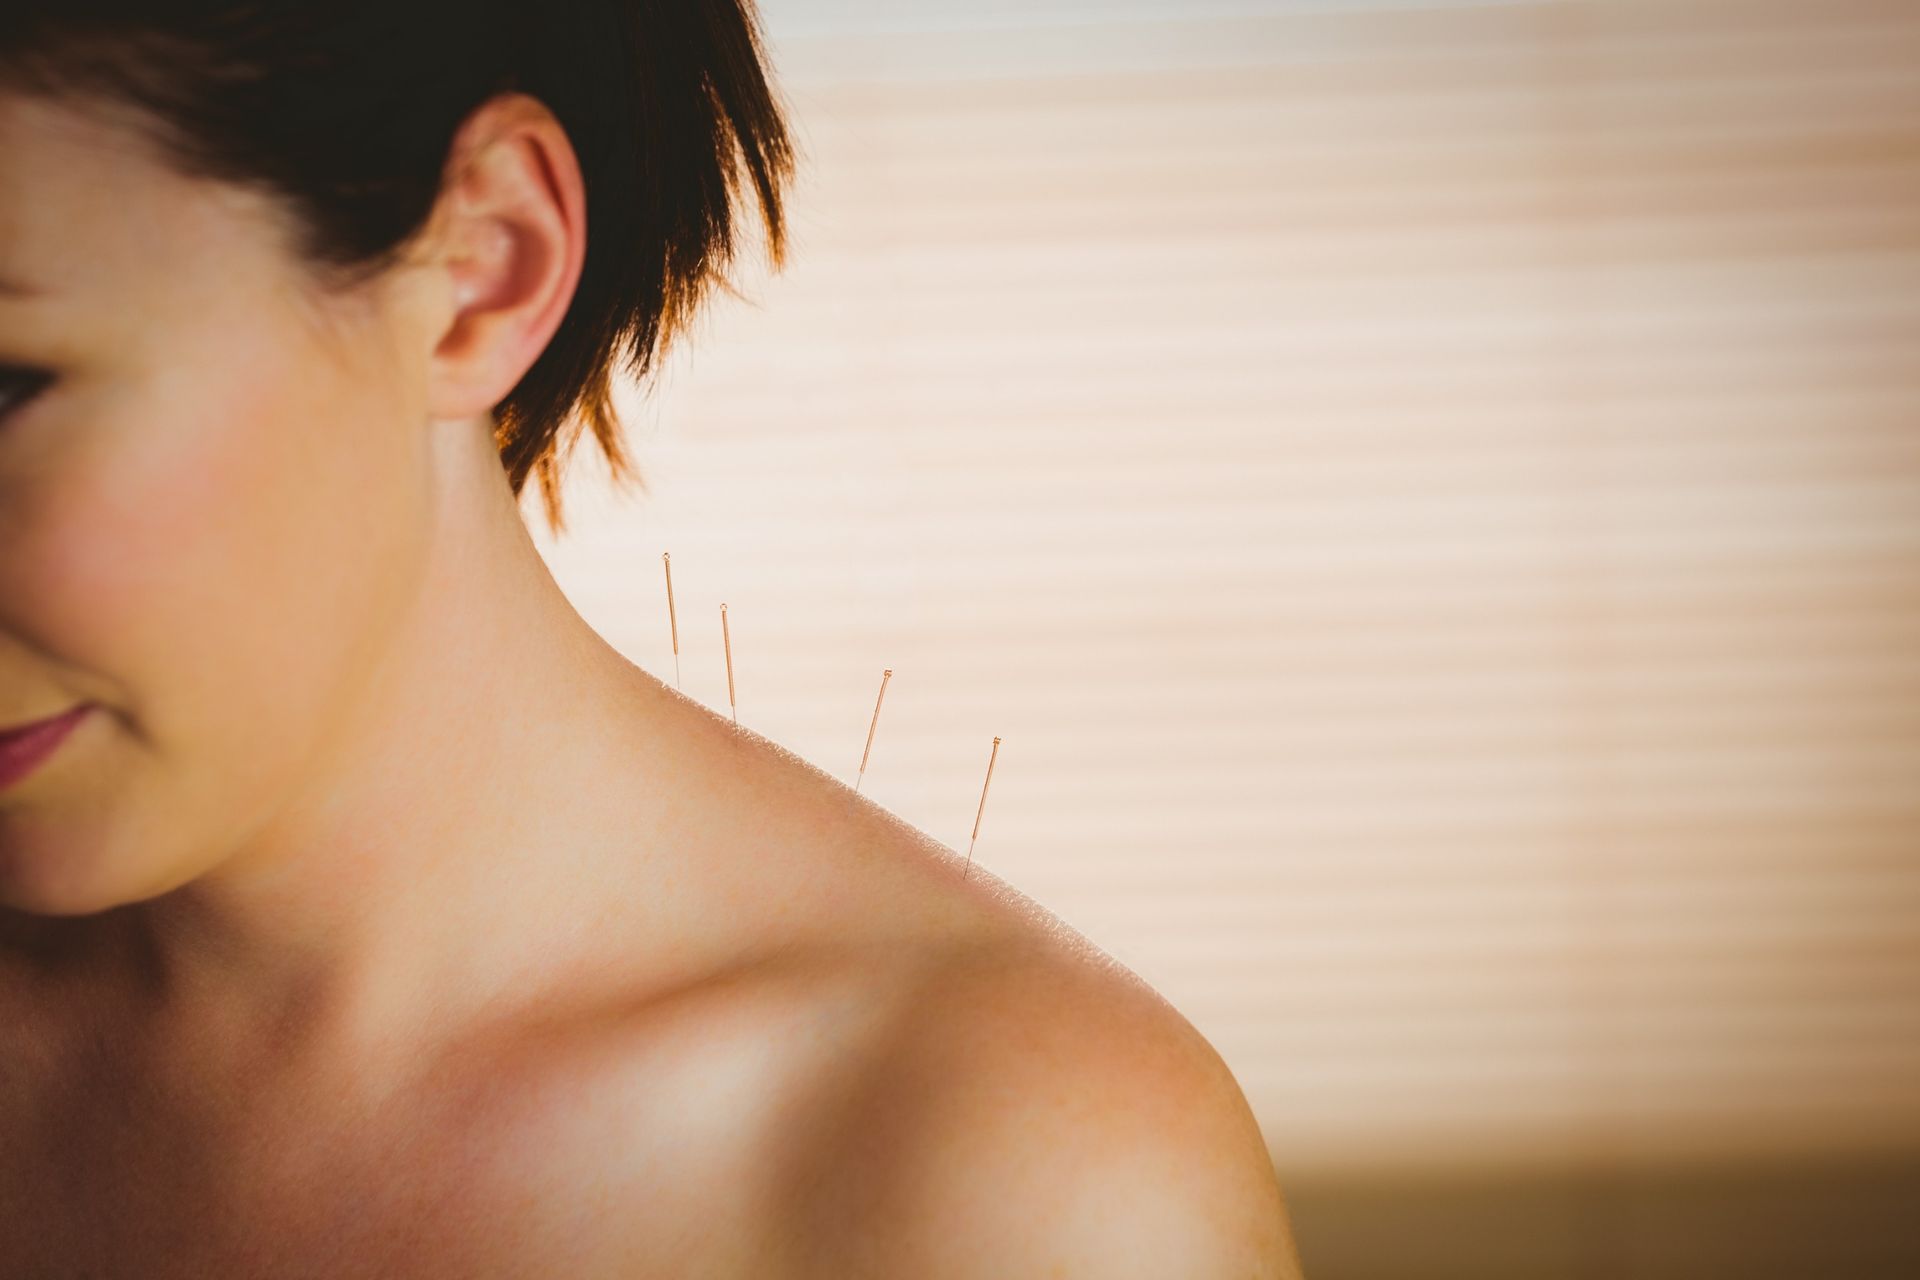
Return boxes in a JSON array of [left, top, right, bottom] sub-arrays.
[[0, 704, 92, 792]]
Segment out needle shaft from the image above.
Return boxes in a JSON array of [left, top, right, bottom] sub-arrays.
[[963, 736, 1001, 879], [856, 668, 893, 792], [720, 603, 736, 722], [662, 552, 681, 690]]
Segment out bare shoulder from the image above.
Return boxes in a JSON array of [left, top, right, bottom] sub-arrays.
[[770, 860, 1308, 1278], [715, 729, 1305, 1276], [469, 715, 1304, 1276]]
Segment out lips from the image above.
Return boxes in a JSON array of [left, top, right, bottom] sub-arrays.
[[1, 708, 77, 739], [0, 704, 92, 791]]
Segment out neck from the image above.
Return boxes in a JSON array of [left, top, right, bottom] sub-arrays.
[[13, 416, 687, 1065]]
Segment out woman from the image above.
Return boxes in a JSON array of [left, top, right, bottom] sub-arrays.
[[0, 3, 1305, 1275]]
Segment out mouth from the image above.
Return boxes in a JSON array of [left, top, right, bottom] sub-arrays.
[[0, 704, 94, 792]]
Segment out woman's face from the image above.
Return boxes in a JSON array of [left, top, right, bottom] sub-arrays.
[[0, 93, 441, 915]]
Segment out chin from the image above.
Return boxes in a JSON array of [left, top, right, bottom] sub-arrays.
[[0, 813, 150, 919]]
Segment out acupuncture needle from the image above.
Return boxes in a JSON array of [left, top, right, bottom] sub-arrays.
[[720, 602, 737, 723], [963, 736, 1001, 881], [855, 668, 892, 793], [662, 551, 681, 690]]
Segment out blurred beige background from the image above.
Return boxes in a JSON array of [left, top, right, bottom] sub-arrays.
[[529, 1, 1920, 1274]]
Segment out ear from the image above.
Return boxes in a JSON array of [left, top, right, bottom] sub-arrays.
[[421, 92, 587, 421]]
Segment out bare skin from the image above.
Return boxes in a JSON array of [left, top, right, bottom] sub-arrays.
[[0, 89, 1304, 1277]]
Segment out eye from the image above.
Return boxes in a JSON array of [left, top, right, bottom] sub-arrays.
[[0, 365, 54, 423]]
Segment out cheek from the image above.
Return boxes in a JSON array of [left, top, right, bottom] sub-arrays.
[[4, 327, 428, 882]]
